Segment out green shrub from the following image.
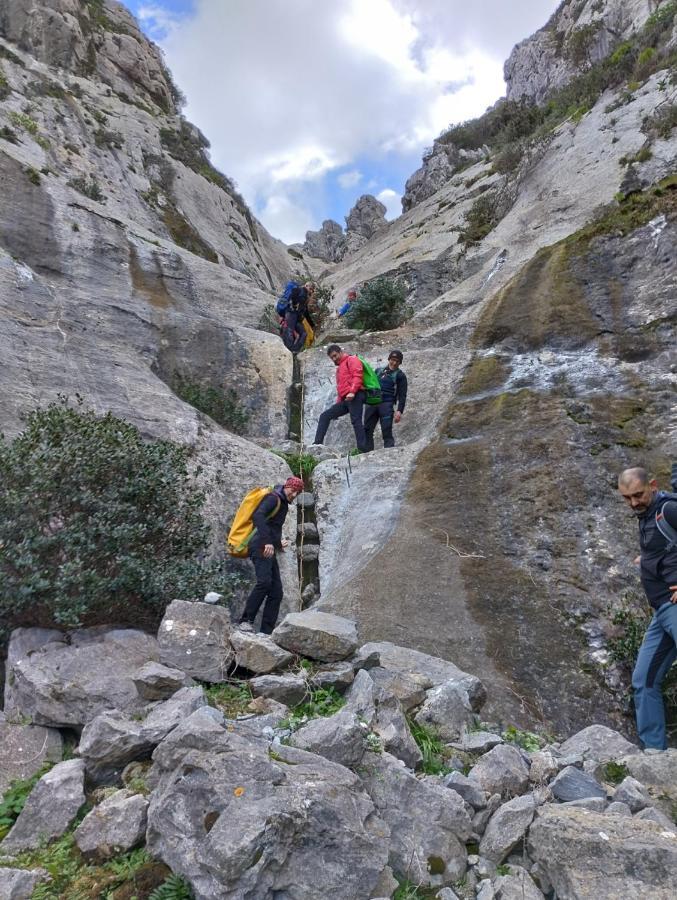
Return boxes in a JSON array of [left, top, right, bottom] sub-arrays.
[[67, 176, 104, 202], [502, 724, 545, 752], [160, 123, 232, 192], [272, 451, 319, 481], [94, 128, 124, 149], [0, 399, 241, 633], [25, 166, 41, 185], [565, 22, 602, 66], [172, 375, 249, 434], [407, 719, 451, 775], [393, 878, 438, 899], [603, 761, 630, 785], [149, 874, 195, 900], [492, 141, 524, 174], [205, 681, 252, 717], [460, 192, 500, 244], [343, 276, 410, 332], [8, 111, 38, 135], [280, 687, 345, 732]]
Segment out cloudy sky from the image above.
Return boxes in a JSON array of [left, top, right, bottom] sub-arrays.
[[125, 0, 560, 243]]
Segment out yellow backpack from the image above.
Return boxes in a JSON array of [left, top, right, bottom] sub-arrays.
[[227, 487, 282, 558]]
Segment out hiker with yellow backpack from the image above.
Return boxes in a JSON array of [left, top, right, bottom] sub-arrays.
[[228, 476, 305, 633], [312, 344, 382, 453]]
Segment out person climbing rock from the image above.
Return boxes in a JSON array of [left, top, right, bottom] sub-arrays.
[[337, 289, 357, 318], [364, 349, 408, 451], [617, 466, 677, 750], [312, 344, 368, 452], [283, 282, 315, 354], [239, 476, 305, 634]]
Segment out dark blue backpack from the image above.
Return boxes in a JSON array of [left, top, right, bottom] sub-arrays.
[[276, 281, 299, 316]]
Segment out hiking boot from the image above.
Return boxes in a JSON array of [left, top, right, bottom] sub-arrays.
[[238, 621, 254, 633]]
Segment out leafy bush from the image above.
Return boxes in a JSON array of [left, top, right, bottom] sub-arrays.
[[343, 276, 410, 332], [172, 375, 249, 434], [272, 451, 319, 481], [0, 399, 241, 633], [460, 192, 500, 244], [67, 176, 104, 202]]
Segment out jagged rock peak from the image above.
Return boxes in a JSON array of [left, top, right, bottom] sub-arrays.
[[0, 0, 179, 113], [401, 142, 487, 213], [303, 195, 387, 263], [344, 193, 387, 239], [505, 0, 670, 104], [303, 218, 344, 263]]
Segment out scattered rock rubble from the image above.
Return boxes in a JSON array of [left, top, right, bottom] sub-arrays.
[[1, 604, 675, 899]]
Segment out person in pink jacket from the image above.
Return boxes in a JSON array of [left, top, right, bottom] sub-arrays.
[[312, 344, 368, 452]]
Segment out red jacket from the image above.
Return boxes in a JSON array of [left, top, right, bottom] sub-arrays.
[[336, 354, 363, 400]]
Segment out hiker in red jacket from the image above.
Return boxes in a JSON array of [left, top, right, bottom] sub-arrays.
[[312, 344, 368, 452]]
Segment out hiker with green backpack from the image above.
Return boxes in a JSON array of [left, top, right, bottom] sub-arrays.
[[312, 344, 381, 453], [364, 349, 408, 451]]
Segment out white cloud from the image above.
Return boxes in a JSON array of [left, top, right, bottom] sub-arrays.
[[338, 170, 362, 189], [157, 0, 561, 242], [376, 188, 401, 220]]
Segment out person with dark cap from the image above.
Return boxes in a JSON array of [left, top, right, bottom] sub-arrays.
[[239, 475, 304, 633], [364, 349, 408, 451]]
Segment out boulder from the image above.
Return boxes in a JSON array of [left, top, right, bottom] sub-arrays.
[[230, 630, 293, 674], [157, 600, 233, 683], [528, 750, 559, 784], [618, 749, 677, 802], [414, 680, 475, 742], [493, 865, 545, 900], [443, 772, 488, 810], [272, 611, 359, 661], [146, 712, 390, 899], [635, 806, 677, 831], [74, 789, 148, 859], [309, 661, 355, 693], [79, 686, 206, 783], [605, 801, 632, 817], [0, 867, 50, 899], [469, 745, 531, 798], [450, 731, 504, 754], [527, 805, 677, 899], [612, 776, 651, 813], [561, 797, 607, 812], [353, 642, 485, 710], [0, 722, 63, 797], [557, 725, 639, 763], [372, 691, 422, 770], [289, 706, 369, 767], [2, 627, 63, 720], [479, 793, 537, 863], [550, 766, 606, 803], [249, 673, 308, 706], [359, 752, 471, 887], [367, 667, 429, 711], [132, 662, 193, 700], [0, 759, 85, 853], [4, 628, 159, 727]]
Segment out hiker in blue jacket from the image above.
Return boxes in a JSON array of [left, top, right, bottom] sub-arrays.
[[618, 466, 677, 750], [283, 282, 315, 354], [364, 349, 408, 451]]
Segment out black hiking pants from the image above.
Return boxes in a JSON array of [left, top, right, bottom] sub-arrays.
[[283, 309, 306, 354], [241, 550, 283, 634], [314, 390, 367, 452], [364, 400, 395, 451]]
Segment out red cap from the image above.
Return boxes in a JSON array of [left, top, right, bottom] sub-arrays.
[[284, 476, 305, 493]]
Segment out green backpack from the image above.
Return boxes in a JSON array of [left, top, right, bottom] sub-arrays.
[[357, 356, 382, 405]]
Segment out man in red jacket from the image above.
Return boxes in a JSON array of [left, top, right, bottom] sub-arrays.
[[312, 344, 368, 452]]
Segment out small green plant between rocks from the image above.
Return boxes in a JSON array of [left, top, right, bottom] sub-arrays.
[[205, 681, 253, 718], [148, 872, 195, 899], [279, 687, 346, 732], [272, 451, 319, 480], [407, 719, 451, 775], [603, 761, 630, 785], [502, 724, 546, 752], [0, 763, 54, 840]]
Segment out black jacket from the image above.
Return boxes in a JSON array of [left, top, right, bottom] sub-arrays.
[[289, 287, 315, 328], [376, 366, 407, 413], [250, 486, 289, 552], [638, 491, 677, 609]]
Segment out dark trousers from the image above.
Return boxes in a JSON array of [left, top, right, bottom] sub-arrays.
[[283, 309, 306, 353], [241, 551, 283, 634], [364, 401, 395, 451], [314, 390, 367, 451]]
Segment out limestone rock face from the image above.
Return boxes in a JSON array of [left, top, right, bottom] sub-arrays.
[[527, 805, 677, 899], [0, 867, 51, 900], [4, 628, 159, 727], [74, 789, 148, 859], [505, 0, 664, 104], [557, 725, 640, 763], [272, 611, 359, 661], [157, 600, 233, 683], [345, 194, 387, 239], [402, 143, 487, 212], [0, 722, 63, 796], [303, 219, 344, 263], [469, 745, 531, 798]]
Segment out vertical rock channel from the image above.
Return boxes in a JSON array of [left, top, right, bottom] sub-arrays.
[[287, 356, 320, 608]]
